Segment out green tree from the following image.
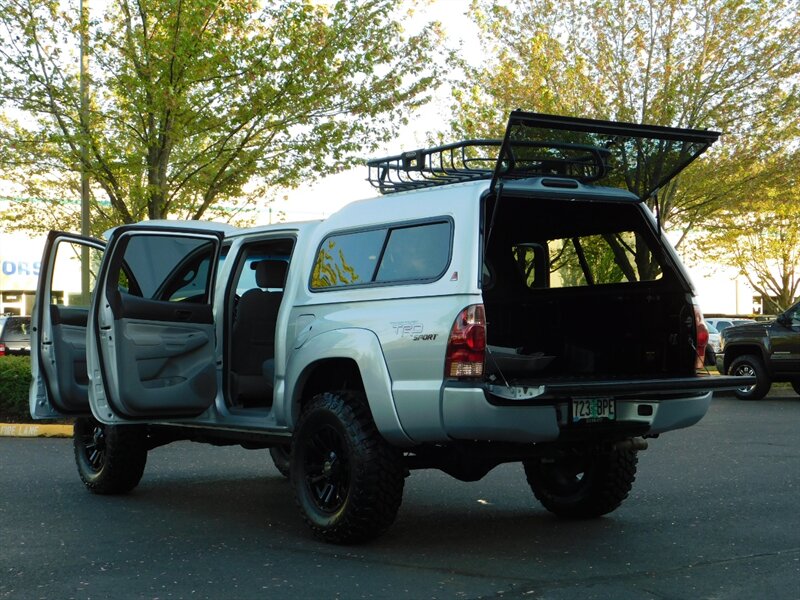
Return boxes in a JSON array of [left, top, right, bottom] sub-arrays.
[[449, 0, 800, 247], [696, 156, 800, 313], [0, 0, 442, 234]]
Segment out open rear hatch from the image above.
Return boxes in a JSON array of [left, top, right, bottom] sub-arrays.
[[480, 112, 749, 404], [492, 111, 721, 200]]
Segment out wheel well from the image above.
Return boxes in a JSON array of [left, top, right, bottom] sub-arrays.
[[295, 358, 365, 412], [723, 345, 764, 373]]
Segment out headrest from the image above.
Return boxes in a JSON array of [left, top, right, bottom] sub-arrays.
[[253, 260, 288, 289]]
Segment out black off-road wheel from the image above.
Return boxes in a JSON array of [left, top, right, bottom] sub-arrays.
[[523, 446, 638, 518], [269, 444, 291, 478], [290, 391, 406, 544], [73, 417, 148, 495], [729, 354, 770, 400]]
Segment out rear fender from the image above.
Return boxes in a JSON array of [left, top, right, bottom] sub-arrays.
[[282, 328, 414, 447]]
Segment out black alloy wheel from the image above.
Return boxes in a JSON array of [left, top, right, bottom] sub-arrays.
[[75, 419, 107, 474], [524, 446, 638, 518], [73, 417, 148, 494], [300, 424, 350, 513], [290, 391, 406, 544]]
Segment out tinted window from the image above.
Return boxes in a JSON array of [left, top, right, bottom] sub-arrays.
[[311, 221, 451, 289], [1, 317, 30, 339], [114, 234, 216, 303], [312, 229, 384, 288], [376, 222, 451, 282]]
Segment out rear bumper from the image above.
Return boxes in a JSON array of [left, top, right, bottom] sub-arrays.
[[440, 386, 713, 443]]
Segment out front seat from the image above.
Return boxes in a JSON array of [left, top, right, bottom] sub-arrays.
[[230, 260, 288, 406]]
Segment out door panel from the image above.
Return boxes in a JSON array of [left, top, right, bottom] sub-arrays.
[[108, 318, 216, 417], [89, 226, 223, 422], [30, 232, 105, 419]]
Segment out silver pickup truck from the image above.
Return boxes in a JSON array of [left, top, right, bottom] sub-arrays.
[[30, 111, 748, 543]]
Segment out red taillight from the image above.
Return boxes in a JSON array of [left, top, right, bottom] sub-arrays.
[[445, 305, 486, 378], [0, 343, 5, 356], [694, 303, 708, 369]]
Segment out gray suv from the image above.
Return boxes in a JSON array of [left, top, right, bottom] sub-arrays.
[[30, 111, 748, 543], [0, 315, 31, 356]]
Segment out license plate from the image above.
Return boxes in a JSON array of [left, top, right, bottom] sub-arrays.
[[572, 398, 616, 423]]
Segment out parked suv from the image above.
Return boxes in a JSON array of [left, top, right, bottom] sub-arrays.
[[705, 317, 754, 333], [30, 111, 747, 543], [0, 315, 31, 356], [717, 303, 800, 399]]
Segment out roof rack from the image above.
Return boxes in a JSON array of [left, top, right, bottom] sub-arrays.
[[366, 139, 610, 195], [366, 139, 500, 195]]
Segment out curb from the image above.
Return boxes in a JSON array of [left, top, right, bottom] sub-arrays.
[[0, 423, 73, 438]]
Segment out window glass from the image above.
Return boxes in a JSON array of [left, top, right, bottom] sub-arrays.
[[311, 221, 452, 289], [2, 317, 29, 338], [311, 229, 385, 289], [376, 222, 450, 282], [117, 235, 215, 302], [51, 241, 103, 308], [164, 255, 211, 302], [513, 230, 662, 289]]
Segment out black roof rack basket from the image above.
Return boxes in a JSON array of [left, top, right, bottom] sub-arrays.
[[366, 140, 500, 195], [366, 138, 610, 195]]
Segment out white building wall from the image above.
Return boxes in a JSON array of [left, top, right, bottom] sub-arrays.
[[685, 262, 760, 316]]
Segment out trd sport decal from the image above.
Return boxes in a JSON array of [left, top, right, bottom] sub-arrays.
[[391, 321, 438, 341]]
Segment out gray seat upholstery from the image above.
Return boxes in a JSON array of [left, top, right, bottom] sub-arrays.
[[230, 260, 288, 405]]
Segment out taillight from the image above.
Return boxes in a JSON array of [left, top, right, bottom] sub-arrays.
[[0, 343, 5, 356], [693, 303, 708, 369], [445, 304, 486, 378]]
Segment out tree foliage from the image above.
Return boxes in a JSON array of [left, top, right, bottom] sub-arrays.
[[450, 0, 800, 238], [0, 0, 442, 233], [696, 152, 800, 312]]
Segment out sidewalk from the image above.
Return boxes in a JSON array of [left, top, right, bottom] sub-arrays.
[[0, 422, 73, 438]]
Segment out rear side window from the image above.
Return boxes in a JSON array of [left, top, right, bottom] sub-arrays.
[[311, 220, 452, 289], [1, 317, 30, 339]]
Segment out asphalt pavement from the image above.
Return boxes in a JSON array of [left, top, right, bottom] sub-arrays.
[[1, 393, 799, 599]]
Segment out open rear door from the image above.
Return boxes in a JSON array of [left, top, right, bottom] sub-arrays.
[[30, 232, 105, 419], [493, 111, 721, 199], [87, 225, 224, 424]]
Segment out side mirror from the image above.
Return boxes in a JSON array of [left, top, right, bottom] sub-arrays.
[[776, 313, 791, 327]]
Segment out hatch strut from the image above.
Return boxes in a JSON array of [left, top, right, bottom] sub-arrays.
[[485, 114, 517, 254], [652, 190, 662, 236]]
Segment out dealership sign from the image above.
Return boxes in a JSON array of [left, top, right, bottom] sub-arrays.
[[0, 234, 45, 290]]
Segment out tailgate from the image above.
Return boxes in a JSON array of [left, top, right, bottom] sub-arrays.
[[486, 375, 753, 403]]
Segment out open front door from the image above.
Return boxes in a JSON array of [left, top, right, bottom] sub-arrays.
[[87, 226, 224, 423], [30, 232, 106, 419]]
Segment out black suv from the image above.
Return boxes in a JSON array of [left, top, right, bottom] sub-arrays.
[[0, 315, 31, 356], [717, 302, 800, 399]]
